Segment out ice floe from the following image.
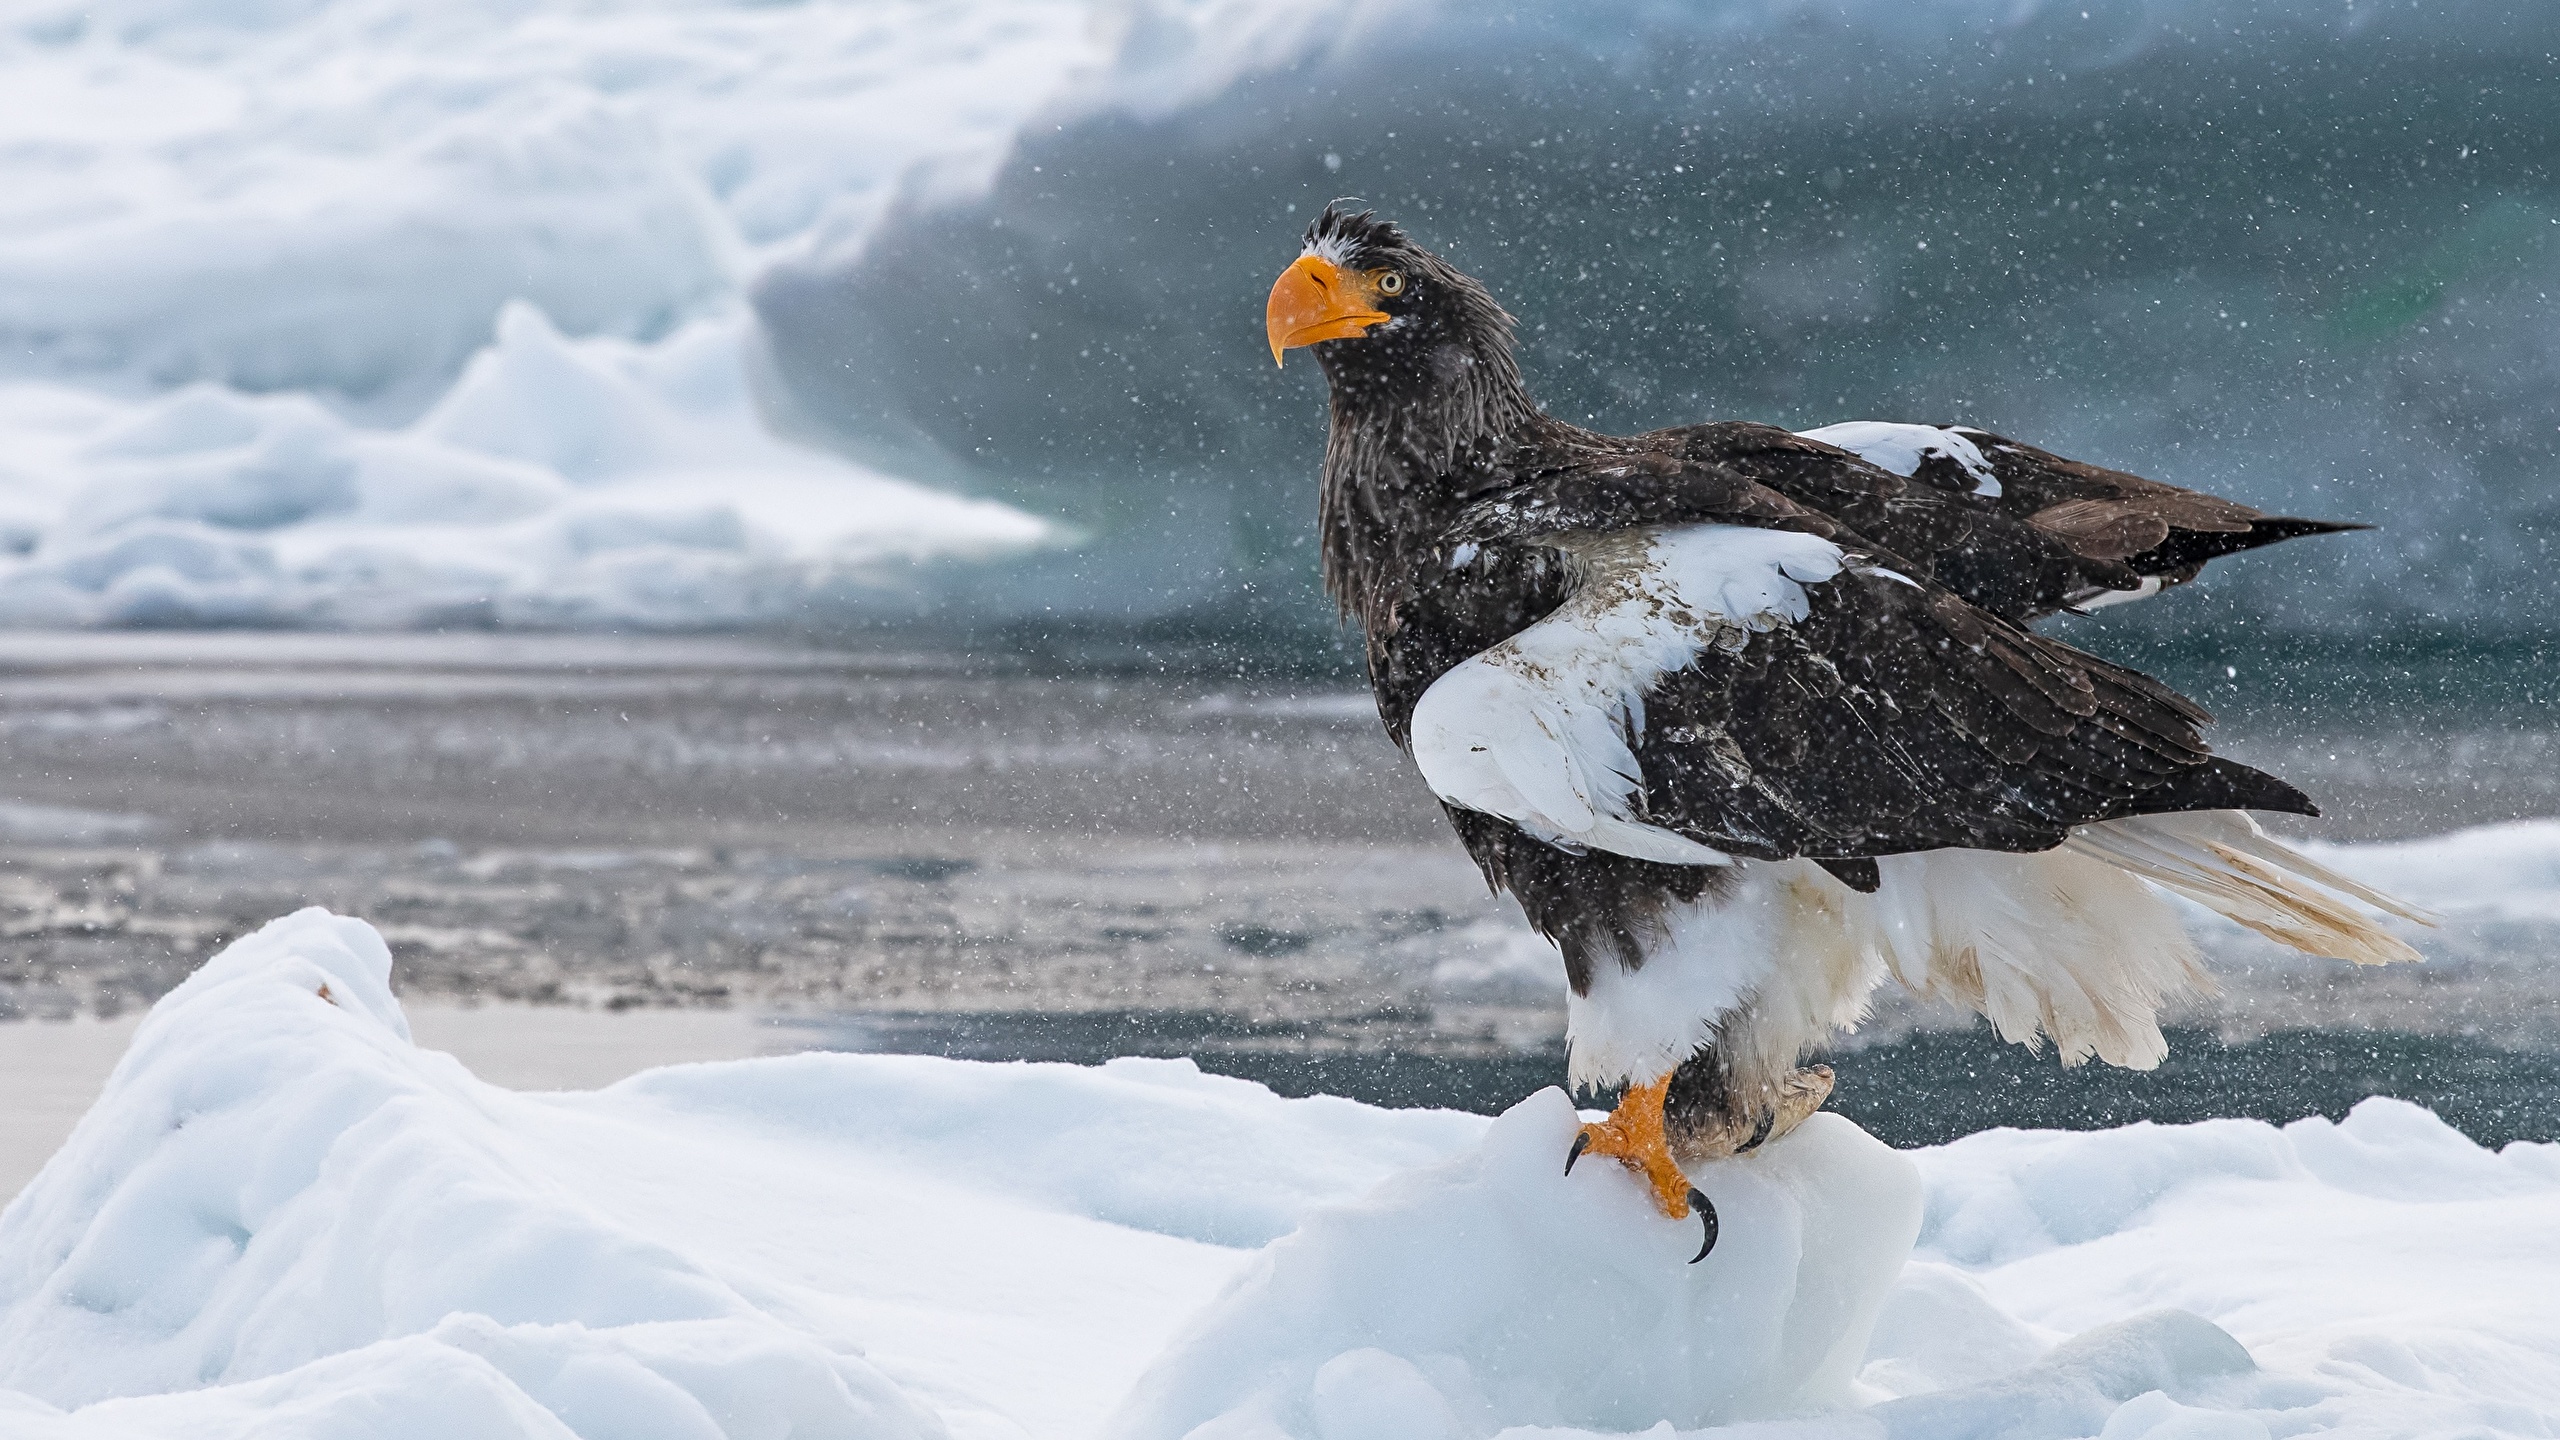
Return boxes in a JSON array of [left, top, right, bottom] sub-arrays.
[[4, 910, 2557, 1437]]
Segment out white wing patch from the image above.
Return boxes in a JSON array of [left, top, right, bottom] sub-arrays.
[[2074, 575, 2164, 612], [1408, 524, 1847, 866], [1798, 421, 2002, 497]]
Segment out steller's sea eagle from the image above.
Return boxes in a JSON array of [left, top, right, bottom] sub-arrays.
[[1264, 206, 2425, 1259]]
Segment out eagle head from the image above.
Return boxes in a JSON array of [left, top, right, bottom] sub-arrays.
[[1264, 205, 1517, 399]]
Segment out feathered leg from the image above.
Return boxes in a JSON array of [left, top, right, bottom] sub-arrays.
[[1664, 1049, 1834, 1166]]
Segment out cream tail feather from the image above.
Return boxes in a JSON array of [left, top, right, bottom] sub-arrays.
[[1566, 809, 2427, 1093], [2061, 810, 2429, 966]]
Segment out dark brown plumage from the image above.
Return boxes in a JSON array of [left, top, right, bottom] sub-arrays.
[[1286, 208, 2331, 938]]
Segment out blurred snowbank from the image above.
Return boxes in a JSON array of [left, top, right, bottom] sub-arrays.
[[0, 0, 1092, 405], [5, 911, 2558, 1437], [2305, 819, 2560, 927], [0, 307, 1052, 627], [0, 0, 1087, 627]]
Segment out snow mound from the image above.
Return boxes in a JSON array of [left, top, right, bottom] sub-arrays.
[[0, 908, 1483, 1438], [1867, 1308, 2256, 1439], [7, 911, 2560, 1437], [1107, 1104, 1922, 1439], [0, 909, 945, 1437], [1897, 1106, 2560, 1434]]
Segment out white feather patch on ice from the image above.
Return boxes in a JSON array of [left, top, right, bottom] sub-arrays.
[[1799, 421, 2003, 497], [1409, 523, 1845, 866]]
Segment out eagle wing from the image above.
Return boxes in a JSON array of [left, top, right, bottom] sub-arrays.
[[1471, 421, 2360, 624], [1421, 459, 2313, 889]]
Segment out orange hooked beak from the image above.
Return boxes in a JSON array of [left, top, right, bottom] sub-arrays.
[[1265, 254, 1390, 366]]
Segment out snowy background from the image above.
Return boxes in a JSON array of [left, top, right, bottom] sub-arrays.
[[0, 0, 1094, 628], [1, 0, 2556, 636]]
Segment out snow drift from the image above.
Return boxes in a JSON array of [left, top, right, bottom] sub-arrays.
[[6, 911, 2560, 1437], [4, 0, 2558, 628]]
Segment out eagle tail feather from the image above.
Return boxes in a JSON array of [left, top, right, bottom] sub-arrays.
[[2064, 810, 2428, 966]]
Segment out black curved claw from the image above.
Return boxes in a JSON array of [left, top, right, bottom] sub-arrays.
[[1688, 1189, 1719, 1263], [1565, 1130, 1591, 1176], [1735, 1109, 1777, 1155]]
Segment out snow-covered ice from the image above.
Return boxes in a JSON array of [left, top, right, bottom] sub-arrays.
[[4, 911, 2557, 1437]]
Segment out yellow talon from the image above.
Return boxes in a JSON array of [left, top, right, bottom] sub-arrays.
[[1566, 1074, 1695, 1219]]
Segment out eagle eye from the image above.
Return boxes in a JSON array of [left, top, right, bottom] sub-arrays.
[[1376, 270, 1406, 296]]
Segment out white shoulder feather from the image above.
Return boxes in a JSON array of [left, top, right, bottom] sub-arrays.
[[1408, 524, 1846, 865], [1796, 420, 2001, 497]]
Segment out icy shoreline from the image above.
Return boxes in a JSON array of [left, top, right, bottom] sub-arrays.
[[3, 912, 2555, 1437]]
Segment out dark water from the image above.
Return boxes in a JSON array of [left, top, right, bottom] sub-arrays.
[[1831, 1026, 2560, 1150], [802, 1010, 2560, 1151], [6, 633, 2553, 1150]]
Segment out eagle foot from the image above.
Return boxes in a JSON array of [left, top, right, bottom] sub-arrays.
[[1671, 1064, 1835, 1165], [1565, 1073, 1719, 1262]]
